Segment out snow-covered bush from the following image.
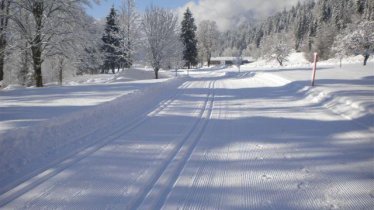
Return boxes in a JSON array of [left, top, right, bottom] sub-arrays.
[[261, 34, 292, 66], [339, 21, 374, 65]]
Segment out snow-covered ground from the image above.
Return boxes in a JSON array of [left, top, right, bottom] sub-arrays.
[[0, 58, 373, 209], [0, 68, 171, 135]]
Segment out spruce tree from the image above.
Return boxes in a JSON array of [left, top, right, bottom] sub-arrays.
[[102, 6, 122, 74], [180, 8, 198, 69]]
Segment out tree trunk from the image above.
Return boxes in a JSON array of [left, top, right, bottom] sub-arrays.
[[0, 0, 10, 82], [0, 50, 4, 81], [277, 57, 283, 66], [207, 54, 211, 67], [363, 54, 369, 66], [340, 57, 342, 68], [154, 68, 159, 79], [31, 46, 43, 87], [31, 1, 44, 87], [58, 57, 64, 86], [111, 63, 116, 74]]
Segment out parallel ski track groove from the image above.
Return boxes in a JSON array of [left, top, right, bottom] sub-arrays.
[[0, 80, 191, 208], [126, 79, 216, 210]]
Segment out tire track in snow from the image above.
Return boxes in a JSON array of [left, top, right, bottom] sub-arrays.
[[125, 79, 216, 210], [0, 81, 192, 208]]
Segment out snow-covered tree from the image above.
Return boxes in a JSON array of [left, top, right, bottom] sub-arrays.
[[77, 17, 104, 75], [262, 33, 292, 66], [233, 50, 243, 72], [332, 32, 349, 68], [198, 20, 219, 67], [0, 0, 10, 82], [142, 6, 178, 79], [102, 6, 122, 74], [180, 8, 198, 69], [119, 0, 140, 68], [18, 48, 31, 85], [306, 23, 336, 61], [10, 0, 93, 87], [341, 21, 374, 65], [163, 38, 184, 75]]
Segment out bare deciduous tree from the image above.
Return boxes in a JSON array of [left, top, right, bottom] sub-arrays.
[[342, 21, 374, 65], [142, 6, 178, 79], [197, 20, 219, 67], [262, 33, 292, 66], [10, 0, 93, 87]]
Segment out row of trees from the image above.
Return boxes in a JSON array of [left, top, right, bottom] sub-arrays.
[[100, 3, 183, 79], [100, 3, 221, 80], [217, 0, 374, 66], [1, 0, 372, 87], [0, 0, 194, 87]]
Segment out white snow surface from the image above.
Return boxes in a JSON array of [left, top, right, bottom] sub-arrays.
[[0, 60, 373, 209], [0, 68, 170, 135]]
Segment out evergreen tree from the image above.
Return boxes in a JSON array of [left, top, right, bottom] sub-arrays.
[[180, 8, 198, 69], [102, 6, 122, 74]]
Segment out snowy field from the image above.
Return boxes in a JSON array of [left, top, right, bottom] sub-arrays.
[[0, 58, 373, 209], [0, 68, 170, 135]]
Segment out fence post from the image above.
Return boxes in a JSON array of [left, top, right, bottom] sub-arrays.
[[311, 52, 318, 86]]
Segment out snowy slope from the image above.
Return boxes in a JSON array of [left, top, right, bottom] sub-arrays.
[[0, 63, 373, 209]]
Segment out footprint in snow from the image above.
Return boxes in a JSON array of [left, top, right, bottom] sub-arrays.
[[261, 174, 272, 180], [297, 181, 309, 190], [256, 144, 264, 149], [301, 167, 310, 174]]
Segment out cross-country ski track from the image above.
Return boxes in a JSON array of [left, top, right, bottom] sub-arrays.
[[0, 67, 373, 209]]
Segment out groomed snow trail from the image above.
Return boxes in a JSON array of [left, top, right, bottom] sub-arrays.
[[1, 69, 373, 209]]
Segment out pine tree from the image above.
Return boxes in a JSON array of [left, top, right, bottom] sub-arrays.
[[180, 8, 198, 69], [102, 6, 122, 74]]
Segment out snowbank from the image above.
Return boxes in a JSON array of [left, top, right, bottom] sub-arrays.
[[242, 60, 374, 130], [0, 68, 172, 90], [243, 52, 310, 69], [112, 68, 170, 82], [0, 78, 183, 192]]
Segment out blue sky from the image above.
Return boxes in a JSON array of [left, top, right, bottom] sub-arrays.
[[85, 0, 196, 19]]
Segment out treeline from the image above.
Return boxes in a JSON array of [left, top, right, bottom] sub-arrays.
[[218, 0, 374, 63], [0, 0, 203, 87]]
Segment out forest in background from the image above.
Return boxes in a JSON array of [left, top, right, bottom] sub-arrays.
[[0, 0, 373, 87], [218, 0, 373, 62]]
